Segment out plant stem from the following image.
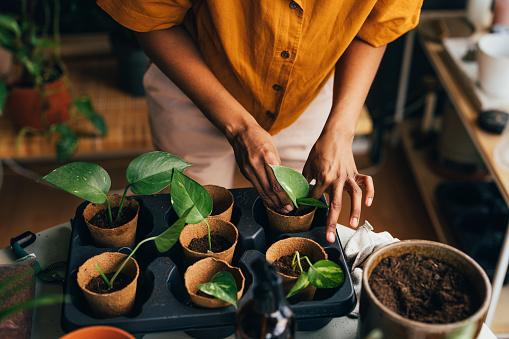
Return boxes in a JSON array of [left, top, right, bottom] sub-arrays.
[[106, 198, 113, 224], [109, 236, 157, 287], [95, 264, 112, 289], [116, 185, 131, 221], [205, 219, 212, 251]]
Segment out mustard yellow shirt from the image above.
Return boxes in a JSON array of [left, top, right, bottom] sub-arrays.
[[98, 0, 422, 134]]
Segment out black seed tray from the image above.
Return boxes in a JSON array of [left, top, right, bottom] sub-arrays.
[[61, 187, 356, 338]]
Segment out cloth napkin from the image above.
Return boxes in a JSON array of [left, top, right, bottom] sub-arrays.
[[343, 221, 399, 317]]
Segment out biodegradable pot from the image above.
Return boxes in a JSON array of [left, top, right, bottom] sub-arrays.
[[83, 194, 140, 248], [265, 237, 327, 302], [184, 257, 245, 309], [204, 184, 234, 222], [264, 202, 316, 239], [77, 252, 139, 319], [5, 76, 72, 130], [179, 216, 238, 265], [61, 325, 135, 339], [359, 240, 492, 339]]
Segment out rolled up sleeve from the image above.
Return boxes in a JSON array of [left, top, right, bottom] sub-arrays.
[[356, 0, 423, 47], [97, 0, 192, 32]]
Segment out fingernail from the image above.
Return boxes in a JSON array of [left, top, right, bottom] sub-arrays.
[[284, 205, 293, 213], [327, 231, 335, 243], [351, 217, 358, 227], [367, 198, 373, 206]]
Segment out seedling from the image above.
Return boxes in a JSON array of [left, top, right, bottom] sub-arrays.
[[196, 271, 239, 308], [285, 251, 344, 298], [39, 151, 191, 224], [269, 165, 329, 211], [95, 207, 192, 290]]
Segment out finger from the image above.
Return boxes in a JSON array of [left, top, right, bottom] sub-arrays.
[[242, 165, 280, 211], [265, 164, 293, 213], [361, 174, 375, 206], [325, 180, 345, 243], [347, 177, 362, 229]]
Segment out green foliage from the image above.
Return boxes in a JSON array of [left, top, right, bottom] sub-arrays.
[[0, 0, 107, 162], [196, 271, 239, 308], [285, 251, 344, 298], [39, 151, 191, 223], [269, 165, 329, 209]]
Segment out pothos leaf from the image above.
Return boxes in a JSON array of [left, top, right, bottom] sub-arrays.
[[39, 162, 110, 204], [126, 151, 192, 195], [286, 271, 309, 298], [196, 271, 238, 308], [153, 206, 192, 253], [269, 165, 309, 208], [308, 260, 344, 289], [296, 198, 329, 209], [170, 169, 212, 224]]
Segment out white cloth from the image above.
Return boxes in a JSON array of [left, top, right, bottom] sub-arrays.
[[142, 63, 335, 188], [343, 221, 399, 317]]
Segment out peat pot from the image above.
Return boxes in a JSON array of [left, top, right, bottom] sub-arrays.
[[359, 240, 491, 339]]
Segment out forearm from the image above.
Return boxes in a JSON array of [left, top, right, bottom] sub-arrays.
[[321, 38, 386, 142], [135, 26, 258, 141]]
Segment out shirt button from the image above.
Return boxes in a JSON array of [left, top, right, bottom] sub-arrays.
[[272, 84, 282, 91], [281, 51, 290, 59], [266, 111, 276, 118], [289, 1, 298, 9]]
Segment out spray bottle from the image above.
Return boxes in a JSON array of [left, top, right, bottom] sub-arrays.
[[235, 258, 295, 339]]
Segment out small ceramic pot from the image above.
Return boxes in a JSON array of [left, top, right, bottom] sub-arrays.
[[61, 325, 135, 339], [83, 194, 140, 248], [265, 237, 327, 302], [184, 257, 245, 309], [204, 184, 234, 222], [264, 202, 316, 240], [179, 216, 238, 265], [77, 252, 139, 318], [359, 240, 492, 339]]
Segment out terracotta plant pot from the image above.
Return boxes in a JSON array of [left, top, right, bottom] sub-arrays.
[[264, 202, 316, 240], [83, 194, 140, 248], [184, 257, 245, 309], [359, 240, 492, 339], [61, 325, 135, 339], [5, 76, 72, 130], [265, 237, 327, 302], [179, 216, 238, 265], [77, 252, 139, 319], [204, 184, 234, 222]]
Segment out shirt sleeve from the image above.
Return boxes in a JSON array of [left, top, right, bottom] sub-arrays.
[[356, 0, 423, 47], [96, 0, 192, 32]]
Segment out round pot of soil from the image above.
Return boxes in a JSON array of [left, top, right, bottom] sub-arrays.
[[184, 257, 245, 309], [359, 240, 492, 339], [77, 252, 139, 319], [204, 184, 234, 222], [179, 216, 238, 265], [61, 325, 135, 339], [265, 237, 327, 302], [264, 202, 316, 240], [83, 194, 140, 248], [5, 76, 72, 130]]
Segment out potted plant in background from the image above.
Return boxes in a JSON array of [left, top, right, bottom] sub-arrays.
[[0, 0, 106, 162]]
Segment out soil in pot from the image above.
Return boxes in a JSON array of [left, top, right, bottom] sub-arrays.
[[188, 234, 232, 254], [369, 253, 481, 324], [272, 254, 311, 277], [86, 272, 134, 294], [88, 206, 138, 229]]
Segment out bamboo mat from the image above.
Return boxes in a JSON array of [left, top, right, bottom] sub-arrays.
[[0, 56, 154, 161]]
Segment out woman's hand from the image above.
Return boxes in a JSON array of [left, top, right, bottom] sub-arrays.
[[228, 123, 294, 214], [303, 130, 374, 243]]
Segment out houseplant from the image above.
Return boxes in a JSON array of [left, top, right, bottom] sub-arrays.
[[184, 257, 245, 309], [359, 240, 492, 339], [265, 165, 329, 238], [39, 151, 192, 247], [265, 237, 343, 302], [0, 0, 107, 162]]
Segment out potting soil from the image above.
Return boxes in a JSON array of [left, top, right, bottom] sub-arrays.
[[188, 235, 231, 254]]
